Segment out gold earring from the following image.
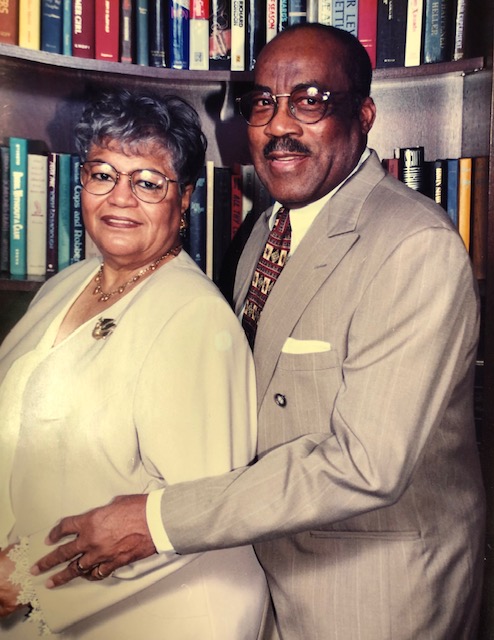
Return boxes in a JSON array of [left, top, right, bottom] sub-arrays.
[[180, 217, 188, 231]]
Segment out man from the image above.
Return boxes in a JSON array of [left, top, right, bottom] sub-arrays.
[[33, 24, 485, 639]]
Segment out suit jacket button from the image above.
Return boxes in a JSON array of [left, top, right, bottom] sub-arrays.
[[274, 393, 287, 407]]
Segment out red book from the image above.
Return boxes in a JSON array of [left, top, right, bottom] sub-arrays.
[[231, 169, 242, 240], [0, 0, 19, 43], [120, 0, 134, 62], [382, 157, 399, 179], [358, 0, 378, 69], [73, 0, 95, 58], [95, 0, 120, 60]]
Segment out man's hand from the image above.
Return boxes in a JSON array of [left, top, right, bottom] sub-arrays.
[[32, 495, 157, 588]]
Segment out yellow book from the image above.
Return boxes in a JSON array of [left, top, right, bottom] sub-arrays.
[[18, 0, 41, 49], [457, 157, 472, 252]]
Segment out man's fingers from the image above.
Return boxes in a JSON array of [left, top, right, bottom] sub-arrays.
[[46, 515, 83, 543], [44, 560, 85, 588], [32, 539, 82, 574]]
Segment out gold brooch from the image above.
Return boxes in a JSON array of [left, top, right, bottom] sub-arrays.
[[92, 318, 117, 340]]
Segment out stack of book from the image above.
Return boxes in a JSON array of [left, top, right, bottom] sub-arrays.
[[382, 147, 489, 280], [0, 0, 471, 71]]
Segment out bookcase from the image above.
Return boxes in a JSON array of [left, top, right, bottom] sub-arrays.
[[1, 37, 494, 637]]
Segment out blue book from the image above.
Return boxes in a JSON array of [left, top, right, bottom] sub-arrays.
[[187, 166, 207, 272], [170, 0, 190, 69], [446, 158, 459, 228], [70, 154, 85, 264], [63, 0, 72, 55], [9, 137, 28, 278], [423, 0, 453, 63], [58, 152, 71, 272], [41, 0, 63, 53], [136, 0, 149, 65]]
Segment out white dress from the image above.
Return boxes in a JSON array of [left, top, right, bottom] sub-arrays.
[[0, 251, 268, 639]]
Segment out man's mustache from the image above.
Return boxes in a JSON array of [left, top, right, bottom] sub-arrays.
[[263, 137, 311, 157]]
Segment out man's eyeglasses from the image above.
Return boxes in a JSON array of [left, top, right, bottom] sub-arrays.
[[236, 86, 351, 127], [80, 161, 181, 204]]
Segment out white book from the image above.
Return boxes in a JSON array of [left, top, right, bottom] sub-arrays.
[[231, 0, 246, 70], [189, 0, 209, 70], [405, 0, 424, 67], [318, 0, 331, 25], [26, 153, 48, 277], [266, 0, 277, 43]]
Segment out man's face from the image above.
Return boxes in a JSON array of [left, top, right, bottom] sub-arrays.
[[248, 29, 376, 209]]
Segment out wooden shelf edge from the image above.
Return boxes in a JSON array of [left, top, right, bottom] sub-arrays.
[[0, 44, 486, 84], [0, 274, 45, 292]]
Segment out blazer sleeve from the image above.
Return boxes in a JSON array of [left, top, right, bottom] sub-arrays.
[[27, 293, 258, 633], [160, 225, 480, 552]]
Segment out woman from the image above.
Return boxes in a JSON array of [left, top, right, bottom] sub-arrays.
[[0, 89, 267, 638]]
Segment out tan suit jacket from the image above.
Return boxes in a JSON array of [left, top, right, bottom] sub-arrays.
[[162, 152, 486, 639]]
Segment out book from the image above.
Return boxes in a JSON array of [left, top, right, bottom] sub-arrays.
[[376, 0, 407, 68], [213, 165, 231, 286], [358, 0, 377, 68], [317, 0, 331, 25], [190, 0, 209, 70], [19, 0, 41, 49], [58, 152, 71, 272], [120, 0, 134, 62], [230, 166, 242, 239], [170, 0, 190, 69], [73, 0, 95, 58], [136, 0, 149, 65], [457, 156, 472, 251], [398, 147, 426, 194], [453, 0, 468, 61], [427, 158, 447, 210], [471, 156, 488, 280], [209, 0, 231, 70], [70, 154, 85, 264], [266, 0, 277, 42], [446, 158, 459, 227], [26, 152, 48, 277], [404, 0, 424, 67], [41, 0, 63, 53], [306, 0, 317, 22], [62, 0, 72, 54], [95, 0, 120, 60], [188, 165, 207, 272], [9, 137, 28, 278], [287, 0, 306, 25], [278, 0, 288, 30], [246, 0, 265, 70], [332, 0, 358, 35], [149, 0, 167, 66], [205, 159, 214, 279], [382, 157, 399, 179], [423, 0, 453, 64], [0, 145, 10, 273], [0, 0, 19, 44], [46, 152, 60, 276], [254, 170, 272, 216], [239, 162, 255, 222]]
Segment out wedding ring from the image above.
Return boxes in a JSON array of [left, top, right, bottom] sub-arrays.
[[94, 566, 105, 580], [76, 559, 90, 574]]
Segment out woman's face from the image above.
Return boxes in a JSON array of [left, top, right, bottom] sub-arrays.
[[82, 141, 193, 270]]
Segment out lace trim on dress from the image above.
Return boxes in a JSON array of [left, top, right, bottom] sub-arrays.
[[7, 538, 53, 637]]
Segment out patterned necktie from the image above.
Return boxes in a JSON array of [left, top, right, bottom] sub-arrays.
[[242, 207, 291, 348]]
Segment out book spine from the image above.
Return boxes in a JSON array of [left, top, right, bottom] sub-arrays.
[[73, 0, 95, 58], [423, 0, 452, 64], [240, 163, 255, 222], [58, 153, 71, 272], [430, 158, 447, 210], [120, 0, 134, 62], [357, 0, 377, 68], [41, 0, 63, 53], [376, 0, 407, 68], [95, 0, 120, 60], [170, 0, 190, 69], [136, 0, 149, 65], [278, 0, 288, 30], [231, 168, 242, 239], [405, 0, 424, 67], [148, 0, 167, 66], [453, 0, 467, 61], [457, 156, 472, 251], [212, 165, 231, 284], [9, 137, 28, 278], [62, 0, 72, 54], [46, 153, 59, 277], [399, 146, 426, 194], [0, 0, 19, 44], [471, 156, 488, 280], [26, 153, 48, 276], [188, 165, 207, 271], [247, 0, 265, 70], [0, 145, 10, 272], [19, 0, 41, 49], [266, 0, 277, 42], [317, 0, 331, 25], [230, 0, 245, 70], [446, 158, 459, 227], [382, 157, 399, 179], [287, 0, 306, 26], [332, 0, 358, 35], [209, 0, 231, 70], [190, 0, 209, 69], [70, 155, 85, 264], [306, 0, 317, 22]]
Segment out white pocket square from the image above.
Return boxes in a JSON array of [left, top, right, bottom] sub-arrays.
[[282, 337, 332, 354]]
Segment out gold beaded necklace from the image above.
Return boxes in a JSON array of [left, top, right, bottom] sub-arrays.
[[93, 244, 182, 302]]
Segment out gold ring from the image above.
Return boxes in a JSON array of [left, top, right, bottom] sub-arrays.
[[94, 566, 105, 580], [76, 559, 90, 574]]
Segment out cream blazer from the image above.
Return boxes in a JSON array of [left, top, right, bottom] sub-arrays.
[[0, 251, 267, 639], [161, 152, 486, 639]]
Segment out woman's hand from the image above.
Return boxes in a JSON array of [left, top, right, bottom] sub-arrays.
[[0, 545, 22, 617]]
